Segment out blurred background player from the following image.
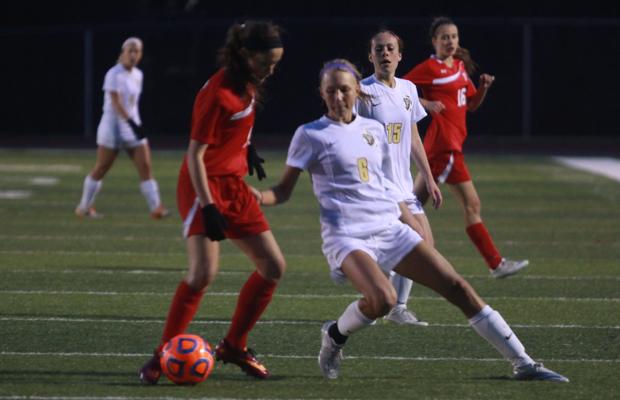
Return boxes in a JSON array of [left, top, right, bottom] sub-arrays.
[[357, 29, 442, 326], [257, 59, 568, 383], [75, 37, 169, 219], [139, 20, 286, 383], [403, 17, 528, 278]]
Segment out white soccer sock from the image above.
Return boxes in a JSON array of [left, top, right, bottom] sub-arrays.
[[139, 179, 162, 211], [336, 300, 375, 336], [78, 175, 102, 210], [391, 273, 413, 306], [469, 305, 534, 368]]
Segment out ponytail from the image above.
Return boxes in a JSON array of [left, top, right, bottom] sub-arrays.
[[455, 47, 477, 76]]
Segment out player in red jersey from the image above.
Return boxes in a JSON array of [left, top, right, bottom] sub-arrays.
[[139, 20, 285, 383], [403, 17, 528, 279]]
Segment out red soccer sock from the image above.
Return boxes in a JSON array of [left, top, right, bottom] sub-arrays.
[[466, 222, 503, 269], [158, 280, 205, 351], [225, 271, 277, 350]]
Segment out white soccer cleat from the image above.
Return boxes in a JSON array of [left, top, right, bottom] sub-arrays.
[[513, 362, 569, 383], [384, 306, 429, 326], [491, 258, 529, 279], [318, 321, 344, 379]]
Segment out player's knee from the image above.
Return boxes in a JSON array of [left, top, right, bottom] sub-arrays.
[[367, 287, 396, 318], [185, 265, 216, 290], [258, 257, 287, 282], [464, 199, 481, 217]]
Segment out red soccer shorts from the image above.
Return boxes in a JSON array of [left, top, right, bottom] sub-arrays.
[[177, 174, 270, 239], [428, 151, 472, 184]]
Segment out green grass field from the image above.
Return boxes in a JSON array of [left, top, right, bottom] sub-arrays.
[[0, 148, 619, 399]]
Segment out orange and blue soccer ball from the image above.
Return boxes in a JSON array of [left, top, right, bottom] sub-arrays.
[[160, 334, 215, 384]]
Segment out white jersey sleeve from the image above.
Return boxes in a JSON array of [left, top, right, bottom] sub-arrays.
[[406, 80, 427, 123], [286, 125, 316, 170]]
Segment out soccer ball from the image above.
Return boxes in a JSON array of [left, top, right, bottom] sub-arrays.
[[160, 334, 215, 385]]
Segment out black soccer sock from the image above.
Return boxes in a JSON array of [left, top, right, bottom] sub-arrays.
[[328, 322, 348, 345]]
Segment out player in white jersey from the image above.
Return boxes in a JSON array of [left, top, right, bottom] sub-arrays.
[[75, 37, 169, 219], [357, 30, 443, 326], [254, 59, 568, 383]]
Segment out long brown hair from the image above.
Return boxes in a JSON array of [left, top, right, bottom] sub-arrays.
[[429, 16, 478, 76], [217, 20, 283, 97]]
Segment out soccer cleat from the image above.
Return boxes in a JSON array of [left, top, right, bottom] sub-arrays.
[[513, 362, 569, 383], [383, 306, 429, 326], [139, 351, 162, 385], [491, 258, 529, 279], [318, 321, 344, 379], [150, 204, 171, 220], [75, 206, 103, 219], [215, 339, 271, 379]]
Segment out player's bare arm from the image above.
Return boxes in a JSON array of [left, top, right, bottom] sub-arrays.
[[467, 73, 495, 112], [259, 166, 302, 206]]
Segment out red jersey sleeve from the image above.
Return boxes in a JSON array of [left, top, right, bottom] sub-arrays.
[[190, 87, 226, 145], [403, 62, 434, 87], [465, 73, 477, 99]]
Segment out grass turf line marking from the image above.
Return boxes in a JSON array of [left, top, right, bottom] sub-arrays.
[[0, 163, 82, 173], [1, 289, 618, 302], [0, 351, 617, 364], [1, 316, 618, 330], [3, 267, 620, 281], [554, 156, 620, 183], [0, 190, 31, 199]]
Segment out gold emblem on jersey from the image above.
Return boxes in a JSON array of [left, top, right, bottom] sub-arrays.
[[403, 95, 412, 111], [362, 130, 375, 146]]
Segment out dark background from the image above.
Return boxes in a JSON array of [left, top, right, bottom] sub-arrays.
[[1, 1, 619, 149]]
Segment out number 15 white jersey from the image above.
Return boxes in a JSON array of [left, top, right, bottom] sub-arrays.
[[357, 75, 426, 203]]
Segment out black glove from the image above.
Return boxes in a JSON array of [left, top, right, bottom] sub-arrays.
[[127, 118, 146, 139], [247, 144, 266, 181], [201, 204, 228, 241]]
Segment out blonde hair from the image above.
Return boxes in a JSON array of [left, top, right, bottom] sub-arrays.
[[121, 37, 143, 51], [319, 58, 372, 104]]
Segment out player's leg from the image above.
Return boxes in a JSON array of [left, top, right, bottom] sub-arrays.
[[76, 145, 118, 218], [319, 250, 395, 379], [385, 203, 433, 326], [139, 235, 219, 384], [127, 142, 169, 219], [451, 180, 528, 278], [393, 243, 567, 382], [214, 230, 286, 379], [413, 173, 430, 205]]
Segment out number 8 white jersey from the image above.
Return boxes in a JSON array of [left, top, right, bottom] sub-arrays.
[[356, 75, 426, 203], [286, 115, 402, 238]]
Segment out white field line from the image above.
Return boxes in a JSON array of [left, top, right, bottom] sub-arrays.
[[554, 156, 620, 183], [0, 190, 31, 199], [0, 397, 325, 400], [2, 267, 620, 282], [0, 351, 617, 364], [0, 163, 82, 173], [0, 289, 618, 302], [2, 234, 620, 250], [1, 316, 617, 330]]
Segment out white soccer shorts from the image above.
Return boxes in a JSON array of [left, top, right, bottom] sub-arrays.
[[322, 222, 423, 284], [96, 113, 147, 149]]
